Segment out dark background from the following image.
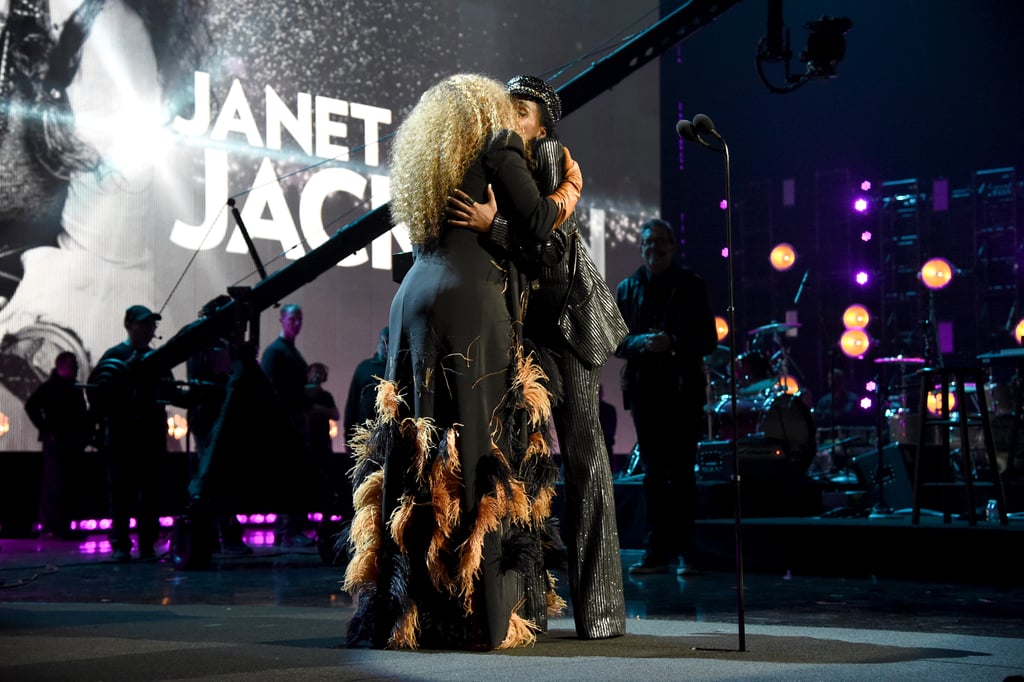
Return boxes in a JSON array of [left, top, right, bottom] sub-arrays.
[[658, 0, 1024, 411]]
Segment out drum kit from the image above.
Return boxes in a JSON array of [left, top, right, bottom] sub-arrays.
[[881, 350, 1022, 444], [702, 318, 1024, 478], [704, 322, 816, 471]]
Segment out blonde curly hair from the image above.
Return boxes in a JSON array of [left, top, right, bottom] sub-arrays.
[[389, 74, 519, 245]]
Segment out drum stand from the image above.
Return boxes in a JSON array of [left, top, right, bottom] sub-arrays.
[[870, 375, 896, 517]]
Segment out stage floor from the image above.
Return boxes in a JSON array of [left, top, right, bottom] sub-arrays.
[[1, 531, 1022, 680]]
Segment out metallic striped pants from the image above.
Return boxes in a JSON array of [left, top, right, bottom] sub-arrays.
[[553, 350, 627, 639]]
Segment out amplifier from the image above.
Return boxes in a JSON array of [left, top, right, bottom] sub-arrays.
[[698, 438, 797, 481]]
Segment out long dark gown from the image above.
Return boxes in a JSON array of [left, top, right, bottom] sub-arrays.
[[344, 130, 567, 650]]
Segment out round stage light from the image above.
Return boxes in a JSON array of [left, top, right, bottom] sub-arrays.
[[770, 243, 797, 271], [843, 304, 870, 330], [920, 258, 953, 290], [1014, 319, 1024, 345], [839, 329, 870, 357], [777, 375, 800, 394], [715, 316, 729, 342], [926, 389, 956, 415]]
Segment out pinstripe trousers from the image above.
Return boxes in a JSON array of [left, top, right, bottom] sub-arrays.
[[553, 349, 627, 639]]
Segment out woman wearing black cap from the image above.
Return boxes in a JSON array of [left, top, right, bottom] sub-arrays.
[[448, 74, 628, 640]]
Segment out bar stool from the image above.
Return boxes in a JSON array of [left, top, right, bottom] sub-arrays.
[[911, 366, 1009, 525]]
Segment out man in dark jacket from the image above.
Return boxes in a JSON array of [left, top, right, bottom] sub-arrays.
[[26, 351, 91, 538], [615, 218, 718, 576], [89, 305, 177, 561]]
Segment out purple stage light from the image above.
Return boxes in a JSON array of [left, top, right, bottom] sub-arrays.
[[721, 247, 729, 258], [855, 271, 870, 286], [860, 180, 872, 191], [865, 380, 877, 392], [859, 397, 873, 410], [853, 197, 868, 212], [860, 230, 872, 242], [719, 199, 728, 210]]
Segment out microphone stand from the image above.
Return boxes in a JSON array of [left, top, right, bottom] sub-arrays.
[[684, 115, 746, 652], [718, 131, 746, 653]]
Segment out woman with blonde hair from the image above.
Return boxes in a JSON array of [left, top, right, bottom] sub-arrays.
[[344, 73, 581, 651]]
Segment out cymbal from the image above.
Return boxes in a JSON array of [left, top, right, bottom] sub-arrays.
[[873, 356, 926, 364], [703, 345, 730, 367], [977, 348, 1024, 360], [748, 322, 801, 336]]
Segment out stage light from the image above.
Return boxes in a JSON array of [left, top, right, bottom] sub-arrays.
[[715, 316, 730, 341], [770, 242, 797, 271], [167, 414, 188, 440], [854, 271, 870, 286], [0, 412, 8, 437], [801, 16, 853, 79], [755, 3, 854, 94], [926, 389, 956, 415], [853, 197, 868, 213], [860, 231, 872, 242], [777, 375, 800, 394], [719, 199, 728, 210], [1014, 319, 1024, 344], [329, 419, 339, 439], [720, 247, 729, 258], [859, 396, 873, 410], [920, 258, 953, 290], [840, 329, 870, 357], [865, 380, 877, 392], [860, 180, 872, 191], [843, 304, 870, 329]]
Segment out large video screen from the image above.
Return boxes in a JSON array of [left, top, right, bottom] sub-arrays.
[[0, 0, 662, 451]]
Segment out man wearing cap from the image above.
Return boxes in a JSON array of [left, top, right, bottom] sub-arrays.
[[90, 304, 174, 561]]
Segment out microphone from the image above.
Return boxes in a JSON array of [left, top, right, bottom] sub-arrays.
[[693, 113, 717, 136], [676, 119, 697, 140], [793, 269, 810, 304], [676, 119, 714, 149]]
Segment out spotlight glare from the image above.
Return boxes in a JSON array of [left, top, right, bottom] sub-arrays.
[[854, 271, 870, 286], [843, 304, 870, 329], [715, 316, 730, 341], [721, 247, 729, 258], [719, 199, 728, 210], [853, 197, 868, 212], [860, 230, 872, 242], [840, 329, 870, 357], [769, 242, 797, 271], [920, 258, 953, 290], [926, 390, 956, 415], [860, 180, 872, 191]]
